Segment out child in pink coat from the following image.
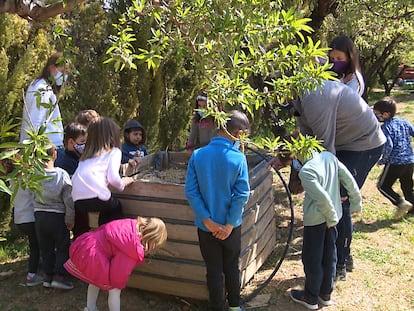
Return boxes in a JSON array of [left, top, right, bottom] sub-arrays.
[[64, 217, 167, 311]]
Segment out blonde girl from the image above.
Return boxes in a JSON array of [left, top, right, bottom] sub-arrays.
[[65, 217, 168, 311]]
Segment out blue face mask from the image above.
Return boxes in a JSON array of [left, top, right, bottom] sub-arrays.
[[53, 72, 68, 86], [197, 110, 205, 118], [74, 143, 85, 155], [291, 159, 303, 172]]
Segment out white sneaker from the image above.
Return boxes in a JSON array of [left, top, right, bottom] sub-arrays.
[[395, 199, 413, 219]]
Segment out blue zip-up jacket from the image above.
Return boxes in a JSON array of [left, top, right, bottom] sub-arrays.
[[378, 117, 414, 165], [184, 136, 250, 232]]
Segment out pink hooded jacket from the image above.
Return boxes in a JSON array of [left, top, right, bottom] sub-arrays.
[[64, 218, 145, 290]]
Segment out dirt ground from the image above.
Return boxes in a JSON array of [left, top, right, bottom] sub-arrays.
[[1, 91, 413, 311]]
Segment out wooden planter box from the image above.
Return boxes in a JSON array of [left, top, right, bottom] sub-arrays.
[[104, 151, 275, 300]]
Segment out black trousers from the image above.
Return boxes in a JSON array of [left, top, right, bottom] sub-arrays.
[[198, 226, 241, 311], [377, 162, 414, 205], [72, 196, 123, 239], [34, 211, 70, 276], [17, 222, 41, 274]]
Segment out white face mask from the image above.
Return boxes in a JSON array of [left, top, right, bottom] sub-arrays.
[[53, 72, 68, 86]]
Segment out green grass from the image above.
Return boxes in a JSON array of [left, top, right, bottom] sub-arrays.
[[0, 238, 28, 262]]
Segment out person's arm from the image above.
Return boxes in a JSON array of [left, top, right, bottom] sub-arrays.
[[62, 184, 75, 230], [186, 118, 199, 151], [378, 127, 392, 165], [184, 155, 212, 225], [226, 158, 250, 227], [107, 148, 133, 190], [407, 119, 414, 137], [299, 169, 339, 228]]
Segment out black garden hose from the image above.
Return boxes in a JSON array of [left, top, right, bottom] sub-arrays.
[[240, 146, 295, 304]]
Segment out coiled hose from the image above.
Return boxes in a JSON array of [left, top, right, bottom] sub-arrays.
[[240, 147, 295, 304]]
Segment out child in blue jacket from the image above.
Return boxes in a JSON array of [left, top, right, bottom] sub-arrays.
[[185, 110, 250, 311]]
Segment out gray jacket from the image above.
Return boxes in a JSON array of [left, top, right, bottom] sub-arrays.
[[295, 80, 385, 153]]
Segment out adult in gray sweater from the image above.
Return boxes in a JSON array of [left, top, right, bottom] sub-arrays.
[[293, 80, 386, 281]]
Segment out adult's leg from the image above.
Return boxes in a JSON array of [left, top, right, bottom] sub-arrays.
[[198, 228, 225, 311], [222, 226, 241, 308], [377, 164, 402, 205], [17, 222, 40, 274], [302, 223, 326, 303], [336, 146, 383, 269]]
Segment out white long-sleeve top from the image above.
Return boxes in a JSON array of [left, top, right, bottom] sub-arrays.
[[19, 78, 64, 147], [71, 148, 125, 201]]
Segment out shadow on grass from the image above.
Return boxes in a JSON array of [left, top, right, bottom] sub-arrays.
[[353, 213, 414, 233]]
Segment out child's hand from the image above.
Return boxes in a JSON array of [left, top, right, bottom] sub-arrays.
[[122, 176, 134, 186], [268, 157, 286, 171], [66, 223, 74, 230], [128, 158, 140, 167]]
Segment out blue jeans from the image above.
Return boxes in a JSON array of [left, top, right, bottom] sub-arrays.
[[335, 145, 383, 267], [302, 223, 338, 303]]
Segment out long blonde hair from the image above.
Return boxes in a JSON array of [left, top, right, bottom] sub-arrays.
[[80, 117, 121, 160], [137, 217, 167, 254]]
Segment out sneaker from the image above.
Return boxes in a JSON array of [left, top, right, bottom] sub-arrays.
[[26, 273, 43, 287], [395, 199, 413, 219], [50, 275, 74, 290], [335, 266, 347, 281], [42, 274, 53, 288], [346, 254, 354, 272], [318, 294, 334, 306], [290, 289, 318, 310], [229, 306, 245, 311]]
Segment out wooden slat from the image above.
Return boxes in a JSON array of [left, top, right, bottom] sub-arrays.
[[127, 273, 209, 300], [134, 258, 206, 282], [161, 240, 203, 261], [242, 189, 273, 236], [241, 230, 276, 286], [120, 199, 194, 222], [240, 216, 276, 269]]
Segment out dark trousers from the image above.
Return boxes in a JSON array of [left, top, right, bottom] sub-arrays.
[[302, 223, 338, 303], [34, 211, 70, 276], [17, 222, 41, 274], [72, 196, 123, 239], [198, 226, 241, 311], [335, 145, 383, 267], [377, 163, 414, 205]]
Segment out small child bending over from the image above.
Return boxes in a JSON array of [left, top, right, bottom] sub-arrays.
[[64, 217, 167, 311]]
